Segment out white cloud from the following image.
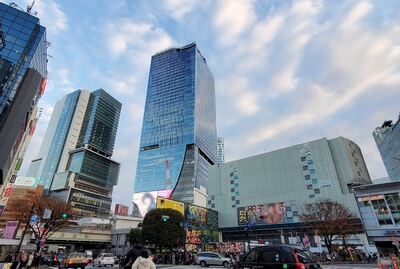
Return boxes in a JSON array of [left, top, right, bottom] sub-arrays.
[[163, 0, 199, 19], [104, 20, 174, 59], [213, 0, 257, 46], [33, 0, 68, 35]]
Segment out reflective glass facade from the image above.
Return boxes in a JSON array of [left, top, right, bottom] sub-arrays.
[[67, 149, 120, 189], [135, 43, 217, 204], [0, 3, 47, 185], [39, 90, 80, 191], [373, 116, 400, 181], [0, 3, 47, 124], [77, 89, 121, 156]]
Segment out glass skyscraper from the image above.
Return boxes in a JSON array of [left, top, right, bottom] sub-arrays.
[[0, 3, 48, 187], [134, 42, 217, 207], [373, 114, 400, 181], [28, 89, 121, 217]]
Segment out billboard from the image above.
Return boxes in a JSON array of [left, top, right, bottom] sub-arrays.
[[132, 189, 172, 218], [14, 176, 39, 187], [185, 204, 207, 223], [237, 202, 287, 226], [156, 197, 184, 215], [3, 221, 19, 239], [115, 204, 129, 216]]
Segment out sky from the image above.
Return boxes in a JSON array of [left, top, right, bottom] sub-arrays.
[[6, 0, 400, 209]]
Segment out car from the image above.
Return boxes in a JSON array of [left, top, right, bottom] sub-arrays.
[[93, 253, 114, 267], [40, 254, 59, 266], [59, 253, 88, 269], [195, 252, 232, 268], [237, 245, 322, 269]]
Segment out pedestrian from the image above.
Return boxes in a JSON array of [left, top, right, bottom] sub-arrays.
[[121, 243, 144, 269], [131, 250, 155, 269], [27, 253, 34, 269]]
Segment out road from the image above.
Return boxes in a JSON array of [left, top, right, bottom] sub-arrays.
[[47, 263, 380, 269]]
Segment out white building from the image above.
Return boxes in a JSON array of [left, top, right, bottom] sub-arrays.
[[208, 137, 371, 246]]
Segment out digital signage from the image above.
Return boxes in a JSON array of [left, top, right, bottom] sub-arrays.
[[237, 202, 287, 226], [132, 189, 172, 217], [185, 204, 207, 223], [156, 197, 184, 215]]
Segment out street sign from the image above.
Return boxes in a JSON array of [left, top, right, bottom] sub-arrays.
[[391, 236, 398, 243], [43, 209, 52, 219], [30, 215, 39, 223]]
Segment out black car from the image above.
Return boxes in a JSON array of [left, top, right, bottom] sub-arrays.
[[40, 254, 59, 266], [237, 245, 322, 269]]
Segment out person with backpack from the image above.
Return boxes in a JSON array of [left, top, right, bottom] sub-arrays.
[[120, 243, 144, 269], [131, 250, 155, 269]]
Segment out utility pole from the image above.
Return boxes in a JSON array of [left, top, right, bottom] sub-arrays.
[[16, 204, 35, 253]]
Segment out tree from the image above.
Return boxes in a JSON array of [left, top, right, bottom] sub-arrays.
[[298, 199, 358, 252], [127, 228, 143, 246], [142, 208, 185, 251], [6, 193, 75, 251]]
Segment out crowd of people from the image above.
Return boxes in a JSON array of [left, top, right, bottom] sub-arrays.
[[2, 251, 40, 269]]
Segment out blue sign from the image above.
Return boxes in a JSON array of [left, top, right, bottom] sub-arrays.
[[184, 221, 189, 228], [30, 215, 39, 223], [247, 221, 252, 229]]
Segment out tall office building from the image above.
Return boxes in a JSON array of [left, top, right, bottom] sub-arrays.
[[27, 89, 121, 217], [217, 137, 225, 164], [133, 42, 217, 213], [0, 3, 48, 189], [208, 137, 371, 243], [373, 113, 400, 181]]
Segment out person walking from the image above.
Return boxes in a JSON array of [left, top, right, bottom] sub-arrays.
[[26, 253, 34, 269], [121, 243, 144, 269], [131, 250, 155, 269]]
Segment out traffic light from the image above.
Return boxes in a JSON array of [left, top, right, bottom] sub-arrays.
[[62, 213, 68, 218], [258, 237, 263, 244], [161, 215, 169, 222], [176, 238, 179, 244]]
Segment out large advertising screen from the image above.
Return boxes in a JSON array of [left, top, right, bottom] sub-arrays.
[[132, 189, 172, 217], [185, 204, 207, 223], [156, 197, 184, 215], [237, 202, 287, 226]]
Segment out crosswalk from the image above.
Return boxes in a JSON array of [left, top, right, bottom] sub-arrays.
[[323, 266, 378, 269]]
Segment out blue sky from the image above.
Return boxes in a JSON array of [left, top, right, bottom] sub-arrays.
[[8, 0, 400, 208]]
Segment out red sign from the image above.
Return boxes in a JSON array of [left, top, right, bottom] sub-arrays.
[[3, 187, 13, 197], [115, 204, 129, 216], [391, 236, 398, 242]]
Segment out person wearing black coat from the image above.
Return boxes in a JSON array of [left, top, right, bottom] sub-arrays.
[[120, 243, 144, 269]]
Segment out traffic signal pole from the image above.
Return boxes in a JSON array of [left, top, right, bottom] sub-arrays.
[[16, 203, 35, 253]]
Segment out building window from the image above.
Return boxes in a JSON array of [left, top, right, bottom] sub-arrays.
[[307, 184, 313, 190], [236, 200, 240, 204], [231, 196, 235, 201], [292, 211, 298, 217], [230, 172, 234, 177], [211, 204, 215, 208], [305, 175, 311, 180], [307, 160, 313, 165], [235, 183, 239, 188], [231, 188, 235, 192], [208, 200, 211, 204], [310, 169, 316, 174], [232, 205, 236, 208], [234, 175, 238, 180], [230, 180, 234, 184], [314, 189, 320, 194], [303, 166, 309, 171], [301, 156, 306, 161], [211, 196, 215, 200], [309, 195, 315, 199], [312, 178, 318, 184], [235, 191, 239, 196]]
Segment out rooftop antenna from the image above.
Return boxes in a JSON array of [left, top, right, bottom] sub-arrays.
[[9, 1, 37, 15]]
